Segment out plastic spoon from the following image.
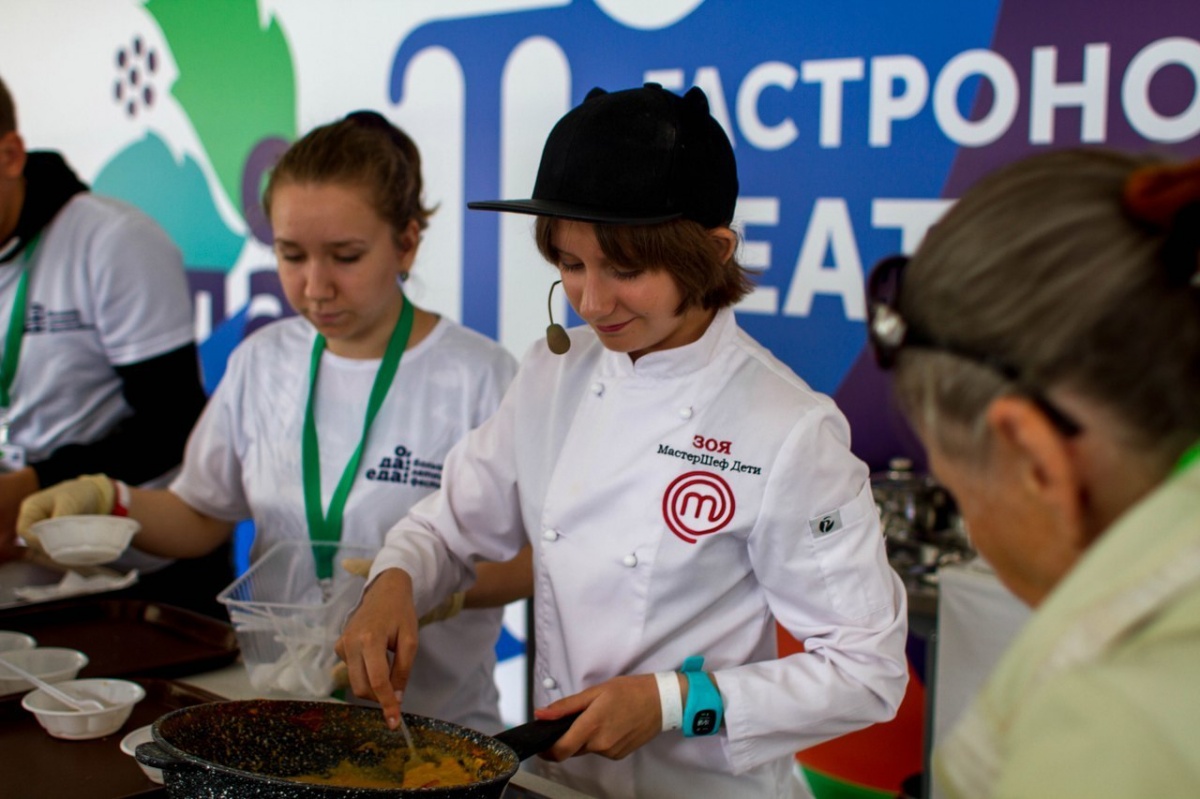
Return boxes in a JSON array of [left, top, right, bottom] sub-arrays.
[[0, 655, 106, 712], [393, 690, 425, 767]]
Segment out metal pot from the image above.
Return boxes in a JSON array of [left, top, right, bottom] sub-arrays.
[[136, 699, 577, 798], [871, 457, 970, 596], [870, 457, 949, 544]]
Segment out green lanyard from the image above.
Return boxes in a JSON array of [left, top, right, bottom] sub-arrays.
[[303, 298, 413, 579], [0, 234, 39, 409], [1173, 438, 1200, 477]]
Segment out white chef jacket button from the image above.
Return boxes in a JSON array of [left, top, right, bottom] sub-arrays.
[[542, 529, 559, 542], [542, 676, 557, 690], [679, 406, 693, 419], [591, 382, 604, 396], [623, 554, 638, 567]]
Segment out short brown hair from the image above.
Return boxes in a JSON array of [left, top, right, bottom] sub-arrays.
[[534, 217, 754, 313], [0, 76, 16, 136], [263, 112, 433, 241]]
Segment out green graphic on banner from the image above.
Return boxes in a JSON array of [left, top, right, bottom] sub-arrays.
[[94, 134, 244, 269], [146, 0, 297, 214]]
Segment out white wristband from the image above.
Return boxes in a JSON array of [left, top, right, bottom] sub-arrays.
[[655, 671, 683, 732]]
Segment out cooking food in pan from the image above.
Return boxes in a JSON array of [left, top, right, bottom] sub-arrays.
[[290, 727, 493, 789], [138, 699, 578, 798]]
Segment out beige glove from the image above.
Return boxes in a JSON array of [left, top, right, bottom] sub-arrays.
[[340, 557, 373, 578], [419, 591, 466, 626], [330, 660, 350, 691], [340, 557, 466, 626], [16, 474, 116, 547]]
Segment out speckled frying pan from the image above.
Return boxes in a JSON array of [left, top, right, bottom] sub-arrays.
[[136, 699, 578, 798]]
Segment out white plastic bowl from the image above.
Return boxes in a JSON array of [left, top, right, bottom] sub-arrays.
[[31, 515, 140, 567], [0, 630, 36, 652], [22, 677, 145, 740], [0, 646, 88, 694], [120, 724, 163, 783]]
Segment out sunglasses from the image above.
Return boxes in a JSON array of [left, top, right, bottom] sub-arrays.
[[866, 255, 1083, 437]]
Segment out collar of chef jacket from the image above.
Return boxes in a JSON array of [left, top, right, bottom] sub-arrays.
[[594, 306, 736, 379]]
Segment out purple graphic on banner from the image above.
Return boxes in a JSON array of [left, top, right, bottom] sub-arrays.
[[947, 0, 1200, 194], [836, 0, 1200, 470]]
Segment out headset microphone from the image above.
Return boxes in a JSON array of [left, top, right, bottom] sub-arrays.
[[546, 280, 571, 355]]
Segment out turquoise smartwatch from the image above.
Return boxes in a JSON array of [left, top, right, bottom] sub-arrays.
[[681, 655, 723, 737]]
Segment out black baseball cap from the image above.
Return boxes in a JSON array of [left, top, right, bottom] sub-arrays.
[[468, 83, 738, 227]]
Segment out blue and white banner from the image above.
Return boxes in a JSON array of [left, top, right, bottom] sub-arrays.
[[3, 0, 1198, 726]]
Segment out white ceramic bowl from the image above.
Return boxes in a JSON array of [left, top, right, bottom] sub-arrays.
[[22, 677, 145, 740], [0, 630, 36, 652], [31, 515, 140, 567], [0, 646, 88, 694], [120, 724, 163, 783]]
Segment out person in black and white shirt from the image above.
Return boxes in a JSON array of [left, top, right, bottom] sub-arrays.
[[0, 74, 227, 616]]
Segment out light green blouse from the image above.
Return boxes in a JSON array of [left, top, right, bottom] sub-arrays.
[[934, 458, 1200, 798]]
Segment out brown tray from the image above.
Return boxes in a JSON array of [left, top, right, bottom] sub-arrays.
[[0, 678, 225, 799], [0, 598, 238, 694]]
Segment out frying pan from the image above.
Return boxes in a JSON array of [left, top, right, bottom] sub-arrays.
[[136, 699, 578, 798]]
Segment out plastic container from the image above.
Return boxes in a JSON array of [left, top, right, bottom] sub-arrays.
[[22, 677, 145, 740], [120, 724, 163, 783], [217, 541, 375, 697], [31, 515, 140, 567], [0, 647, 88, 694], [0, 630, 36, 653]]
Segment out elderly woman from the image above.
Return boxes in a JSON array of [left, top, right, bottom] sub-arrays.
[[867, 148, 1200, 798]]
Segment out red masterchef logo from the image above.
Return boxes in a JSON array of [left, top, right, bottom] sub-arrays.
[[662, 471, 736, 544]]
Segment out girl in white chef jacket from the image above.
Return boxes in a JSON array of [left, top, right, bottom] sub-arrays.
[[338, 85, 909, 799], [17, 111, 530, 733]]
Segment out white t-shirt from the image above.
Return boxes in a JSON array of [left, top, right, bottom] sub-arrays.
[[0, 193, 194, 464], [171, 314, 518, 732]]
